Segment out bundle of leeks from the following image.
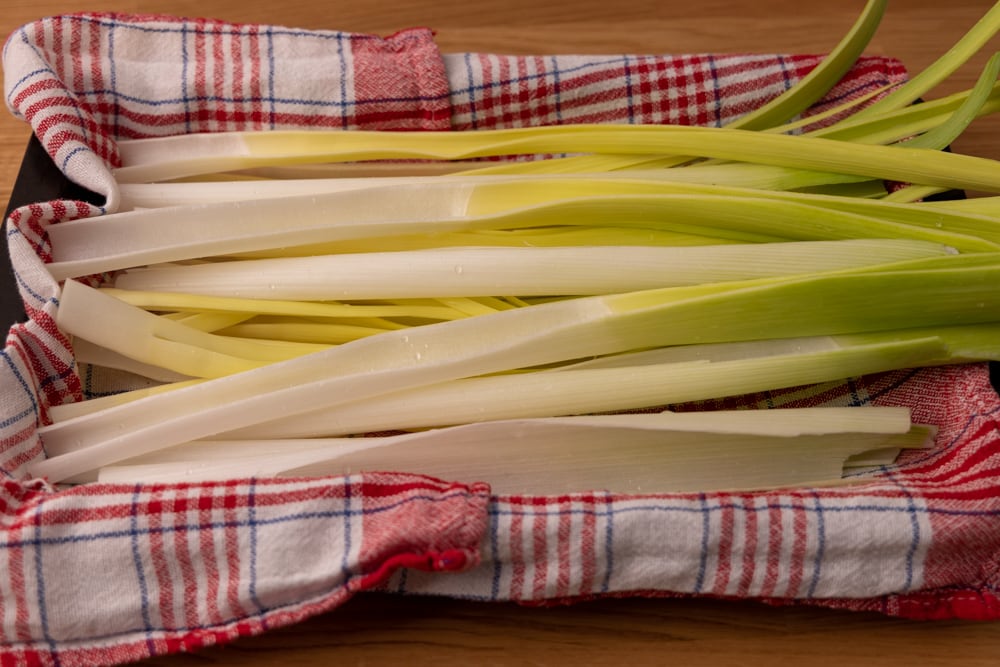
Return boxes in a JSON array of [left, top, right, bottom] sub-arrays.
[[30, 1, 1000, 494]]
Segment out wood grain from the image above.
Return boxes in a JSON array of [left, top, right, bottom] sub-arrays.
[[3, 1, 1000, 664], [139, 594, 1000, 667]]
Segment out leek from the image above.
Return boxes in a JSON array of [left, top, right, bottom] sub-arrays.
[[890, 52, 1000, 151], [809, 89, 1000, 146], [56, 280, 329, 379], [46, 181, 999, 281], [220, 227, 741, 259], [213, 321, 387, 344], [849, 2, 1000, 119], [111, 124, 1000, 192], [880, 185, 954, 204], [158, 311, 253, 333], [90, 410, 935, 493], [116, 164, 873, 210], [111, 240, 954, 301], [693, 0, 888, 131], [96, 288, 472, 322]]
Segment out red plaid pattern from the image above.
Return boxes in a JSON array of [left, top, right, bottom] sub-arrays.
[[0, 472, 488, 663], [2, 11, 998, 665], [444, 52, 906, 129]]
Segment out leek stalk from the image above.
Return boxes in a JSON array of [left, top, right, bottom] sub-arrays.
[[111, 240, 954, 301], [111, 125, 1000, 192], [90, 410, 934, 494]]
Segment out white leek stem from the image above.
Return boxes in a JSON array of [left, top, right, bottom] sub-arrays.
[[92, 410, 934, 494], [112, 240, 953, 300]]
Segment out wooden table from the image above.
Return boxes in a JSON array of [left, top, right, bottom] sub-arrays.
[[2, 1, 1000, 664]]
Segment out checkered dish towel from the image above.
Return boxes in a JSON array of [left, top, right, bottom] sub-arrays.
[[1, 12, 999, 665]]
